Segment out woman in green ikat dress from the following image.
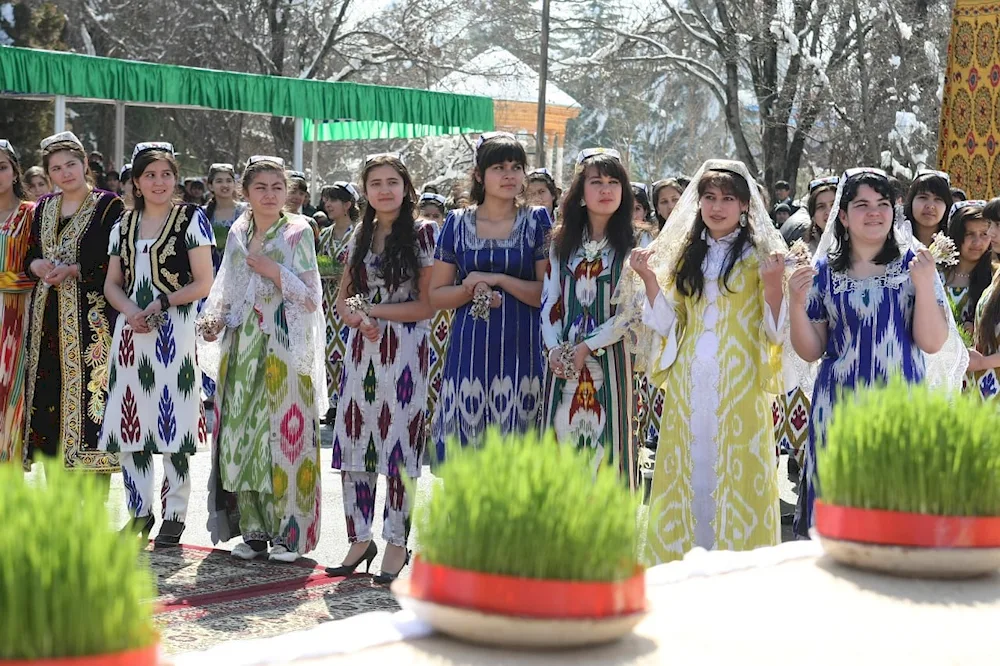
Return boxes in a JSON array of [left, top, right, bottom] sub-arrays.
[[197, 155, 328, 563]]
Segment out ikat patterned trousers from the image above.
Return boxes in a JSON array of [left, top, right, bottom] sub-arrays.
[[121, 452, 192, 522], [341, 471, 411, 547]]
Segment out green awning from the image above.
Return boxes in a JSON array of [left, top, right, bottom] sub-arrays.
[[0, 46, 494, 139], [302, 118, 481, 142]]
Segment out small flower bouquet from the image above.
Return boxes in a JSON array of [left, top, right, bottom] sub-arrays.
[[195, 312, 225, 338], [345, 293, 374, 326], [145, 311, 168, 330], [470, 282, 494, 320], [928, 231, 960, 267], [814, 377, 1000, 578], [393, 430, 647, 648], [784, 239, 812, 268], [555, 341, 580, 380]]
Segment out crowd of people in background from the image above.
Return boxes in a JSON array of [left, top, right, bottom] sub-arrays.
[[0, 129, 985, 578]]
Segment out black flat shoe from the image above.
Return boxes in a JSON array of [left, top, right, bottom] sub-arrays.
[[121, 514, 155, 540], [326, 541, 377, 577], [153, 519, 185, 548], [373, 549, 411, 585]]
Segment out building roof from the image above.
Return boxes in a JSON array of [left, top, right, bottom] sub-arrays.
[[433, 47, 580, 109]]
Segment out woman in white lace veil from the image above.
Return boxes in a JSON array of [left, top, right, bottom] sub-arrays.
[[809, 168, 968, 388], [613, 159, 792, 564], [614, 160, 785, 340], [196, 155, 327, 562], [788, 167, 967, 538]]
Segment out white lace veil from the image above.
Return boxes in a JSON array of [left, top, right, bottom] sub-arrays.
[[811, 168, 968, 390], [197, 211, 329, 417], [613, 159, 798, 378]]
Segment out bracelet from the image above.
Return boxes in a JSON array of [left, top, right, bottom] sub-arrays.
[[158, 292, 171, 311]]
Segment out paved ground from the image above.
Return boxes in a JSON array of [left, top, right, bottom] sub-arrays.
[[101, 421, 802, 572]]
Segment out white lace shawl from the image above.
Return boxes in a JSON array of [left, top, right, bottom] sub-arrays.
[[197, 212, 329, 417]]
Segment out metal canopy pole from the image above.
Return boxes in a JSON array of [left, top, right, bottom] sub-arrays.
[[535, 0, 551, 168], [114, 102, 126, 170], [293, 118, 304, 171], [54, 95, 66, 133], [310, 120, 320, 206]]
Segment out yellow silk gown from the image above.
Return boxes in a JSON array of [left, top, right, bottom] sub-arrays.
[[643, 236, 783, 564]]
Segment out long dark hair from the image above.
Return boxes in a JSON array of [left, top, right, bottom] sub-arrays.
[[131, 149, 180, 213], [829, 173, 900, 273], [946, 204, 993, 321], [348, 156, 421, 296], [553, 154, 635, 264], [0, 144, 25, 200], [978, 200, 1000, 352], [674, 170, 755, 299], [903, 173, 951, 235], [469, 136, 527, 205]]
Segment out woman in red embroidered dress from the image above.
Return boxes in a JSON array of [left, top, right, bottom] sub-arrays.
[[0, 140, 34, 464]]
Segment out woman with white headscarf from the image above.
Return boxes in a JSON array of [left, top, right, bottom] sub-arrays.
[[788, 168, 966, 537], [615, 159, 788, 563]]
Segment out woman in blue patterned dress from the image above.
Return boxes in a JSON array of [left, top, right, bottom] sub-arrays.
[[429, 133, 551, 462], [789, 169, 952, 537]]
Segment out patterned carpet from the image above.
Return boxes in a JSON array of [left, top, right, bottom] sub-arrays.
[[149, 545, 400, 654]]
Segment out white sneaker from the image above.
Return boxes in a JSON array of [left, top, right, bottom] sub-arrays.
[[268, 545, 300, 563], [232, 542, 262, 560]]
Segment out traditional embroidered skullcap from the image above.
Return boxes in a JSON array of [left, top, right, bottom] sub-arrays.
[[576, 148, 622, 164], [132, 142, 174, 161], [247, 155, 285, 168], [419, 192, 447, 207], [40, 131, 84, 152]]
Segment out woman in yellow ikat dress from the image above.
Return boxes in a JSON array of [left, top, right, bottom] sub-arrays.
[[616, 159, 789, 563]]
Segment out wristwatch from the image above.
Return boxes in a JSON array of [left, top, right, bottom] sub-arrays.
[[158, 293, 171, 311]]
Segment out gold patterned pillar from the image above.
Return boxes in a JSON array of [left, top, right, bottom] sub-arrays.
[[938, 1, 1000, 199]]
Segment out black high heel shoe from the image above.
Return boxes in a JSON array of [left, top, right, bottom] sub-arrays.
[[326, 541, 378, 577], [373, 549, 411, 585]]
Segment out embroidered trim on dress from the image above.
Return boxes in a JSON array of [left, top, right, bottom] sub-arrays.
[[830, 256, 907, 295], [457, 206, 538, 252], [85, 292, 112, 424]]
